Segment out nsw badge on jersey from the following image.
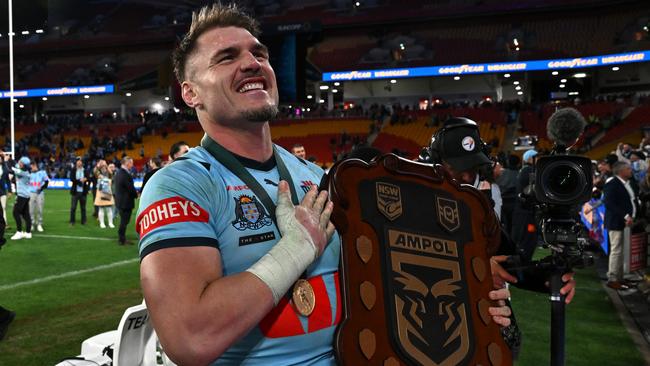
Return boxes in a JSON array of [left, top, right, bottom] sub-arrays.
[[232, 195, 273, 231]]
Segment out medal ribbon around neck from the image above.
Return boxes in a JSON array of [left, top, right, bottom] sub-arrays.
[[200, 134, 300, 228]]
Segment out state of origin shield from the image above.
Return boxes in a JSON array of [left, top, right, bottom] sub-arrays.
[[324, 154, 511, 366]]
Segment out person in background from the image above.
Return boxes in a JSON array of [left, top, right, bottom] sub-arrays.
[[0, 305, 14, 341], [0, 162, 6, 248], [69, 157, 91, 226], [108, 162, 118, 220], [113, 156, 138, 245], [141, 157, 162, 193], [291, 143, 306, 160], [603, 161, 637, 290], [10, 157, 32, 240], [0, 173, 13, 336], [91, 160, 106, 219], [0, 153, 10, 231], [495, 154, 519, 235], [28, 160, 49, 232], [168, 141, 190, 162], [512, 149, 538, 262], [94, 163, 115, 229]]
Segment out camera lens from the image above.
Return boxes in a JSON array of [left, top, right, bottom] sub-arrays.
[[540, 161, 587, 201]]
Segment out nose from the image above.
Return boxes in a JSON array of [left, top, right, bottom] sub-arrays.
[[240, 52, 262, 73]]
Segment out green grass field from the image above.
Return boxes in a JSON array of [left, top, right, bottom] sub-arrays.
[[0, 190, 646, 365]]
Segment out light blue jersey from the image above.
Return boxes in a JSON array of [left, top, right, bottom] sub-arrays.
[[137, 145, 341, 365], [12, 167, 31, 198], [29, 170, 49, 194]]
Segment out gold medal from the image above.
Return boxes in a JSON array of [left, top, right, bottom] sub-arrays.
[[292, 279, 316, 316]]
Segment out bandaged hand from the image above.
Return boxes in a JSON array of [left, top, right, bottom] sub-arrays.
[[275, 181, 335, 258], [247, 181, 335, 304]]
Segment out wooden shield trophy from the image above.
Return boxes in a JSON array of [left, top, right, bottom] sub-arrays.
[[325, 154, 512, 366]]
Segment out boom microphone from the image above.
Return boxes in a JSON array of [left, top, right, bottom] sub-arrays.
[[546, 108, 586, 148]]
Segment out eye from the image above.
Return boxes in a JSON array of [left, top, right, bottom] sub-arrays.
[[218, 55, 233, 63], [254, 51, 269, 61]]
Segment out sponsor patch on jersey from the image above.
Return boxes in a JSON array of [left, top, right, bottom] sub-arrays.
[[232, 195, 273, 231], [239, 231, 276, 246], [136, 196, 209, 238]]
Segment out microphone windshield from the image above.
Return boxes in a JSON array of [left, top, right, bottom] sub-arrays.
[[546, 107, 586, 147]]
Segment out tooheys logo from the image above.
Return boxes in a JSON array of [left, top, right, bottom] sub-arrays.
[[136, 196, 209, 238]]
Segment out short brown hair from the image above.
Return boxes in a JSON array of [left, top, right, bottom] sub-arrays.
[[172, 2, 260, 83]]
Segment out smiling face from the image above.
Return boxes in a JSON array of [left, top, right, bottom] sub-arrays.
[[181, 26, 279, 127]]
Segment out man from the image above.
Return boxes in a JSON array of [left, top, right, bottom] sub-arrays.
[[495, 154, 519, 235], [420, 119, 575, 297], [139, 4, 512, 365], [140, 157, 161, 192], [69, 157, 90, 225], [10, 157, 32, 240], [0, 153, 10, 229], [511, 149, 538, 262], [603, 161, 637, 290], [114, 156, 138, 245], [29, 160, 49, 232], [291, 143, 306, 160], [168, 141, 190, 161], [594, 157, 614, 190]]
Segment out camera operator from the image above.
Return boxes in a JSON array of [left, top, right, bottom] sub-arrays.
[[512, 149, 538, 262], [603, 161, 638, 290], [419, 117, 577, 355], [419, 118, 575, 294]]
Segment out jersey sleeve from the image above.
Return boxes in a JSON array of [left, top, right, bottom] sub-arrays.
[[137, 159, 221, 260]]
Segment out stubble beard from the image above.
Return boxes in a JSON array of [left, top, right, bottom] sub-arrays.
[[242, 105, 279, 123]]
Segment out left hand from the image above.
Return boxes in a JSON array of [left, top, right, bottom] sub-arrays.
[[488, 288, 512, 327], [490, 255, 518, 289], [545, 272, 576, 304], [489, 256, 516, 327]]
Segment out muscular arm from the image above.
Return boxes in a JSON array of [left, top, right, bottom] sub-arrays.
[[141, 246, 274, 366], [140, 181, 334, 365]]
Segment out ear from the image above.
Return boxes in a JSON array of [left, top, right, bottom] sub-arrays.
[[181, 81, 202, 109]]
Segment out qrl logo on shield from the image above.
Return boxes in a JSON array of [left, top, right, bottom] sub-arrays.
[[437, 197, 460, 232], [376, 182, 402, 221]]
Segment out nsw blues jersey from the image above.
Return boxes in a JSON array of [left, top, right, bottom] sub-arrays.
[[137, 145, 341, 366], [29, 170, 49, 194], [12, 167, 31, 198]]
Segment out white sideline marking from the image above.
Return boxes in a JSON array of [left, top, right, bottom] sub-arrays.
[[35, 234, 114, 241], [0, 258, 139, 291]]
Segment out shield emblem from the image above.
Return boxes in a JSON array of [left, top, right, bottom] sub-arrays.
[[389, 249, 472, 366], [242, 202, 260, 223], [437, 197, 460, 232], [376, 182, 402, 221]]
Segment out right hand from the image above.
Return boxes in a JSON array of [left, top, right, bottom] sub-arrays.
[[275, 180, 335, 257]]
